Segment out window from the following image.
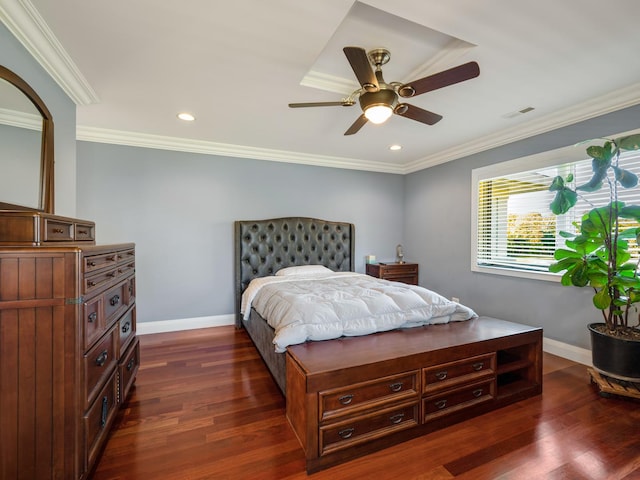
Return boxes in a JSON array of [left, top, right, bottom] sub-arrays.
[[472, 133, 640, 281]]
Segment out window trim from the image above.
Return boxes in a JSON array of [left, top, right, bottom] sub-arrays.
[[471, 142, 596, 283]]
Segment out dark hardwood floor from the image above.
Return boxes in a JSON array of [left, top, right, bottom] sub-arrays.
[[91, 326, 640, 480]]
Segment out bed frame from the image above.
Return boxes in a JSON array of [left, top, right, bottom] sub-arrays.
[[234, 217, 543, 472], [234, 217, 355, 392]]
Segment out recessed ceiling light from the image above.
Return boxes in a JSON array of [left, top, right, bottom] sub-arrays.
[[389, 144, 402, 151], [177, 112, 195, 122]]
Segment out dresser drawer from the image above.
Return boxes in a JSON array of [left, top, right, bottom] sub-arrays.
[[423, 379, 495, 422], [84, 325, 118, 409], [84, 370, 119, 472], [84, 251, 120, 275], [74, 222, 95, 242], [124, 275, 136, 306], [83, 295, 104, 350], [118, 307, 136, 354], [104, 281, 127, 326], [319, 371, 419, 422], [320, 402, 418, 456], [423, 353, 495, 394], [119, 337, 140, 403], [43, 217, 74, 241]]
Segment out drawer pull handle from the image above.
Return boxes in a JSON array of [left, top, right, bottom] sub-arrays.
[[89, 261, 96, 266], [338, 428, 355, 439], [95, 350, 108, 367], [128, 251, 135, 256], [122, 322, 131, 334], [435, 399, 448, 410], [110, 294, 120, 306], [472, 362, 484, 371], [88, 312, 97, 323], [473, 388, 484, 398], [127, 358, 135, 371], [77, 229, 88, 235], [338, 394, 354, 405], [107, 256, 116, 262], [52, 228, 64, 234], [100, 396, 108, 428], [389, 413, 405, 424], [107, 271, 117, 278], [88, 281, 96, 287], [435, 371, 448, 381], [389, 382, 403, 392]]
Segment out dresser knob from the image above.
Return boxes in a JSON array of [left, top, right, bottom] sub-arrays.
[[88, 312, 97, 323], [338, 427, 355, 439], [389, 382, 403, 392], [95, 350, 108, 367], [338, 394, 354, 405], [435, 371, 448, 381], [435, 399, 447, 409], [472, 362, 484, 371], [389, 413, 405, 424]]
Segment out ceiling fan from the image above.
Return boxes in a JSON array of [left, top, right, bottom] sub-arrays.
[[289, 47, 480, 135]]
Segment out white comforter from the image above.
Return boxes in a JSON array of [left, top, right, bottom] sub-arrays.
[[241, 272, 477, 352]]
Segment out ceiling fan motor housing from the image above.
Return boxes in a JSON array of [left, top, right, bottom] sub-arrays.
[[358, 88, 397, 111]]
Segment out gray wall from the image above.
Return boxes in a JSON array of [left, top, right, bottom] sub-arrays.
[[404, 104, 640, 349], [76, 141, 404, 324], [0, 22, 78, 216]]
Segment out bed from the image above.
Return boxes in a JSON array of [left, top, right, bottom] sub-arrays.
[[235, 217, 358, 392], [235, 216, 542, 472]]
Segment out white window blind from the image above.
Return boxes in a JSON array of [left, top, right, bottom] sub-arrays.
[[473, 144, 640, 279]]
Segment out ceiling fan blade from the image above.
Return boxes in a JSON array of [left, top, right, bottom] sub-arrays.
[[289, 100, 354, 108], [398, 61, 480, 98], [344, 114, 368, 135], [343, 47, 379, 93], [394, 103, 443, 125]]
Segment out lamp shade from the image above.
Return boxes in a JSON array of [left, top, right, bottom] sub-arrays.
[[364, 105, 393, 124]]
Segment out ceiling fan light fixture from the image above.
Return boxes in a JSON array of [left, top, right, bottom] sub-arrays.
[[364, 104, 393, 124]]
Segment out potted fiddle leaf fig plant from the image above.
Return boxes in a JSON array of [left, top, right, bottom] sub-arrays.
[[548, 133, 640, 381]]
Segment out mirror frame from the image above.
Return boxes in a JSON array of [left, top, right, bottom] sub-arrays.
[[0, 65, 54, 214]]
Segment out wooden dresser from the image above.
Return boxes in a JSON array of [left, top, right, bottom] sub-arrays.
[[286, 317, 542, 473], [366, 262, 418, 285], [0, 214, 138, 479]]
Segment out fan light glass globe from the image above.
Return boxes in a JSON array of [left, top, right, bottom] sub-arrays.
[[364, 105, 393, 124]]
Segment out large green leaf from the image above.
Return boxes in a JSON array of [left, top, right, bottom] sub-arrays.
[[613, 167, 638, 188], [618, 134, 640, 151], [593, 288, 611, 309], [549, 257, 581, 273], [550, 189, 578, 214], [553, 249, 583, 260], [570, 264, 590, 287], [576, 166, 606, 192], [620, 205, 640, 220]]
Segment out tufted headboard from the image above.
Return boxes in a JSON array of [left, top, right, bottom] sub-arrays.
[[234, 217, 355, 327]]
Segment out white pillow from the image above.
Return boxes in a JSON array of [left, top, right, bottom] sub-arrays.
[[275, 265, 332, 276]]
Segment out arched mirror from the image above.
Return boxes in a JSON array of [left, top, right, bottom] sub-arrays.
[[0, 65, 54, 213]]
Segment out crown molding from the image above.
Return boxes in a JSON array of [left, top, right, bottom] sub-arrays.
[[77, 79, 640, 177], [0, 106, 41, 129], [0, 0, 99, 105], [76, 125, 405, 174], [403, 81, 640, 174]]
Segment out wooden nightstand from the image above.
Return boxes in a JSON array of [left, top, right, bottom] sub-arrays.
[[365, 262, 418, 285]]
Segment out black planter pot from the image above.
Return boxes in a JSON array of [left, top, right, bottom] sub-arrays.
[[589, 323, 640, 382]]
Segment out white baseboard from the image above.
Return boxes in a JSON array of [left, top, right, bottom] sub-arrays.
[[543, 337, 592, 366], [138, 316, 593, 366], [137, 314, 235, 335]]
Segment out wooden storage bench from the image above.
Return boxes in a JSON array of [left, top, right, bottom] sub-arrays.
[[286, 316, 542, 473]]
